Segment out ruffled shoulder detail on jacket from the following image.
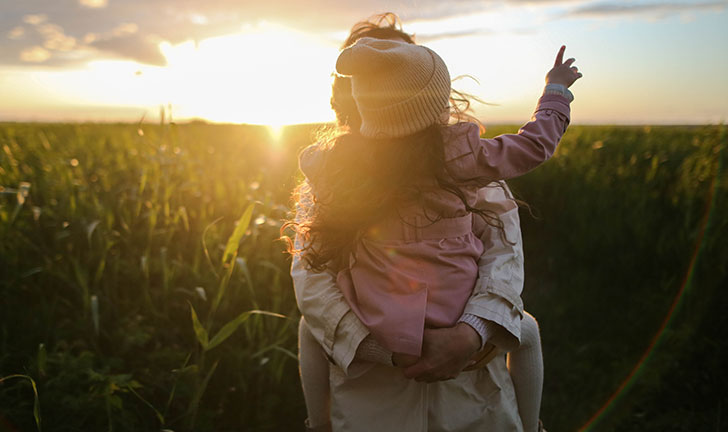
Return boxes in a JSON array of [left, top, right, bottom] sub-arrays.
[[442, 122, 481, 162], [298, 144, 326, 182]]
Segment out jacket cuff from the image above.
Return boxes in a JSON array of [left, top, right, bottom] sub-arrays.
[[535, 93, 571, 121], [543, 83, 574, 102], [462, 281, 522, 352], [330, 310, 370, 375]]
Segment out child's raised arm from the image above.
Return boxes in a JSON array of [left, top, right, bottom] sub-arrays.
[[445, 45, 582, 185]]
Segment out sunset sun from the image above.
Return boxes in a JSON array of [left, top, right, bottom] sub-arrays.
[[156, 23, 339, 125]]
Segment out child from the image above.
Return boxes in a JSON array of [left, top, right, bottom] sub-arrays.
[[292, 37, 580, 431]]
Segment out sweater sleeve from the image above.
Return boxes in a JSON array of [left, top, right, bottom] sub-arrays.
[[445, 94, 570, 185]]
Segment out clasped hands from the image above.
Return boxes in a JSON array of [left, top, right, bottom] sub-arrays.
[[392, 322, 482, 383]]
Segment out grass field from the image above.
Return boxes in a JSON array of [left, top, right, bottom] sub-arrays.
[[1, 122, 726, 431]]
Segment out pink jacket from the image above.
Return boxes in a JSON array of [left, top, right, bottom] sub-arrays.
[[302, 94, 570, 356]]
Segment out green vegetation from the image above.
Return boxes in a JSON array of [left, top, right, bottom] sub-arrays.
[[1, 122, 726, 431]]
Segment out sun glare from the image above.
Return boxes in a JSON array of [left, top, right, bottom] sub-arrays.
[[7, 22, 340, 125], [267, 123, 286, 143], [157, 22, 339, 126]]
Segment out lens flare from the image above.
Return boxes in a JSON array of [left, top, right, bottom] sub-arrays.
[[579, 127, 726, 431]]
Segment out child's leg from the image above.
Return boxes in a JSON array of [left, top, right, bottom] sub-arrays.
[[298, 317, 332, 430], [507, 312, 544, 432]]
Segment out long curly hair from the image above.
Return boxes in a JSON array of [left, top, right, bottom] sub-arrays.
[[288, 126, 510, 272], [283, 13, 511, 272]]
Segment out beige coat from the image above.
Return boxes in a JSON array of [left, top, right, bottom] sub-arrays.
[[292, 183, 526, 431], [328, 358, 522, 431]]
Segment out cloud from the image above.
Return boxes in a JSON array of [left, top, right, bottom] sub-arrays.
[[4, 0, 721, 68], [83, 33, 98, 44], [85, 22, 164, 65], [79, 0, 108, 9], [567, 1, 728, 18], [189, 13, 209, 25], [90, 33, 166, 66], [416, 28, 496, 43], [38, 23, 77, 51], [394, 1, 500, 22], [506, 0, 586, 3], [112, 23, 139, 36], [20, 45, 51, 62], [8, 26, 25, 40], [2, 0, 496, 68], [6, 12, 159, 66], [23, 14, 48, 25]]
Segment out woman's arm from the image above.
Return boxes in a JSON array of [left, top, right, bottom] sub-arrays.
[[290, 184, 372, 376], [462, 182, 525, 350]]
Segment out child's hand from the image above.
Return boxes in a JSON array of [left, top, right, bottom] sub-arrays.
[[392, 352, 419, 368], [546, 45, 582, 88]]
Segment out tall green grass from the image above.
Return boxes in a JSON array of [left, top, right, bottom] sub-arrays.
[[1, 122, 306, 431], [1, 122, 726, 431]]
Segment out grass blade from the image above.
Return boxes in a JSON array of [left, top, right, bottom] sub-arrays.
[[188, 360, 219, 429], [221, 203, 254, 266], [0, 374, 41, 431], [126, 384, 165, 425], [188, 303, 208, 349], [201, 216, 223, 278], [37, 344, 47, 377], [206, 310, 286, 352]]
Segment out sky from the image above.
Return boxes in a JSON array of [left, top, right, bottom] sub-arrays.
[[1, 0, 727, 125]]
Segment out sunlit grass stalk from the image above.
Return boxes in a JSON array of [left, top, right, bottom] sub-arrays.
[[186, 202, 256, 429], [0, 374, 41, 431], [209, 202, 255, 322]]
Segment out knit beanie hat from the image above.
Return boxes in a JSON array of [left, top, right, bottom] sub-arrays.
[[336, 37, 451, 139]]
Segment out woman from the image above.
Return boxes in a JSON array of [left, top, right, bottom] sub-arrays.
[[291, 13, 532, 431]]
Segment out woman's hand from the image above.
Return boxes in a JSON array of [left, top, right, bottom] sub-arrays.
[[401, 323, 481, 382], [546, 45, 582, 88]]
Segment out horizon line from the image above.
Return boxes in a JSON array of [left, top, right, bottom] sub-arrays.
[[1, 118, 725, 127]]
